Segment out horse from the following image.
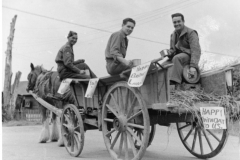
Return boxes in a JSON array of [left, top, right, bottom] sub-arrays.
[[27, 61, 96, 145], [26, 63, 73, 146]]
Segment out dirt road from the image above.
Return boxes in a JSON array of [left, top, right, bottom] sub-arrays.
[[2, 125, 239, 160]]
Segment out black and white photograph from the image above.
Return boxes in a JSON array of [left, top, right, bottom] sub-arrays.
[[1, 0, 240, 160]]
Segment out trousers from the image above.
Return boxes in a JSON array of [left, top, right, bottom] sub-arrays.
[[106, 59, 130, 75], [58, 63, 97, 80], [170, 53, 190, 84]]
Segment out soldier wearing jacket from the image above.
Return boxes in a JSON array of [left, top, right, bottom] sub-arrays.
[[169, 13, 201, 84], [55, 31, 96, 80], [105, 18, 135, 75]]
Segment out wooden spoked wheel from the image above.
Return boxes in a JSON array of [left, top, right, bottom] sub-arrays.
[[176, 118, 228, 159], [61, 104, 84, 157], [102, 82, 150, 160], [133, 124, 156, 149]]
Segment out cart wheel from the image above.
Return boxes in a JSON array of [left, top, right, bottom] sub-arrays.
[[61, 104, 84, 157], [102, 81, 150, 160], [176, 118, 228, 159], [133, 124, 156, 149]]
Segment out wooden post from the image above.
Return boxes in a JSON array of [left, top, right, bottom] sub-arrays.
[[3, 15, 17, 120], [10, 71, 22, 115]]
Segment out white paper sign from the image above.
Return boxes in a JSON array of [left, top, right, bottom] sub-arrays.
[[200, 107, 226, 129], [57, 79, 72, 94], [85, 78, 99, 98], [128, 62, 151, 87], [225, 70, 232, 86]]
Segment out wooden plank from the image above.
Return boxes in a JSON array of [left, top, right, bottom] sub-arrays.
[[140, 69, 169, 105], [151, 103, 168, 110], [201, 67, 234, 77], [72, 84, 84, 107], [201, 70, 227, 95], [149, 101, 221, 113], [84, 118, 98, 127], [29, 91, 62, 117], [158, 113, 193, 124], [153, 72, 158, 103], [165, 69, 170, 102], [72, 79, 90, 83], [99, 75, 126, 86], [150, 74, 154, 103]]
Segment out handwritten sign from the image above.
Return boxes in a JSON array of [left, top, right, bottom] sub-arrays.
[[200, 107, 226, 129], [85, 78, 99, 98], [225, 70, 233, 87], [128, 62, 151, 87], [57, 79, 72, 94]]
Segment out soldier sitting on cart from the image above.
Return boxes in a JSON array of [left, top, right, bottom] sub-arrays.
[[55, 31, 97, 80], [168, 13, 201, 86], [105, 18, 135, 75]]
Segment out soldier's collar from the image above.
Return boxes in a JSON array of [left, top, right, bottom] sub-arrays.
[[65, 42, 73, 48], [120, 30, 127, 38]]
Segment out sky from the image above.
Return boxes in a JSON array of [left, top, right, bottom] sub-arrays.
[[2, 0, 240, 82]]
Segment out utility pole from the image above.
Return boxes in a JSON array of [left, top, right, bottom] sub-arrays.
[[3, 15, 17, 120]]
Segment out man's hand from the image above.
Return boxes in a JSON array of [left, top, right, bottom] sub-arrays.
[[167, 50, 175, 59], [74, 59, 85, 65], [79, 70, 85, 74], [189, 67, 197, 75], [116, 57, 133, 67], [126, 60, 133, 67]]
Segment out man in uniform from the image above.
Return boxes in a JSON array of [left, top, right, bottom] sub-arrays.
[[168, 13, 201, 85], [105, 18, 135, 75], [55, 31, 96, 80]]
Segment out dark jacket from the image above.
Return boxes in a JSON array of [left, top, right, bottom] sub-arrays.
[[170, 26, 201, 67], [55, 43, 81, 73]]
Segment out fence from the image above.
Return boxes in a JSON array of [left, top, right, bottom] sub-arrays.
[[14, 108, 42, 122]]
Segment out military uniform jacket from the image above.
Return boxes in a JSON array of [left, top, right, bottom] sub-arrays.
[[55, 43, 80, 73], [105, 30, 128, 61], [170, 26, 201, 67]]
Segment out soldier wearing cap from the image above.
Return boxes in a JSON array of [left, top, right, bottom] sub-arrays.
[[168, 13, 201, 85], [55, 31, 96, 80], [105, 18, 135, 75]]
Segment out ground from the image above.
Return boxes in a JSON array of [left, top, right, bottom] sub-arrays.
[[2, 124, 239, 160]]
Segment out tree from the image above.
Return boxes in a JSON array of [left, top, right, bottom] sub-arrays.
[[3, 15, 17, 120]]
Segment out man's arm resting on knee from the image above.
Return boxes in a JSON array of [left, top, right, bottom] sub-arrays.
[[116, 56, 132, 66], [63, 49, 84, 74]]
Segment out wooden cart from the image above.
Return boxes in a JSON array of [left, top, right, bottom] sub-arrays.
[[31, 59, 229, 160]]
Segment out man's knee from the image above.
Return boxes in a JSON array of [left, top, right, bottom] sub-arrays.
[[172, 53, 190, 64], [75, 63, 88, 69], [172, 54, 181, 63]]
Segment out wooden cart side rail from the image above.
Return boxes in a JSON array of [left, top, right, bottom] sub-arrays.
[[201, 67, 234, 78], [120, 59, 173, 76], [29, 91, 62, 117], [149, 101, 222, 113]]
